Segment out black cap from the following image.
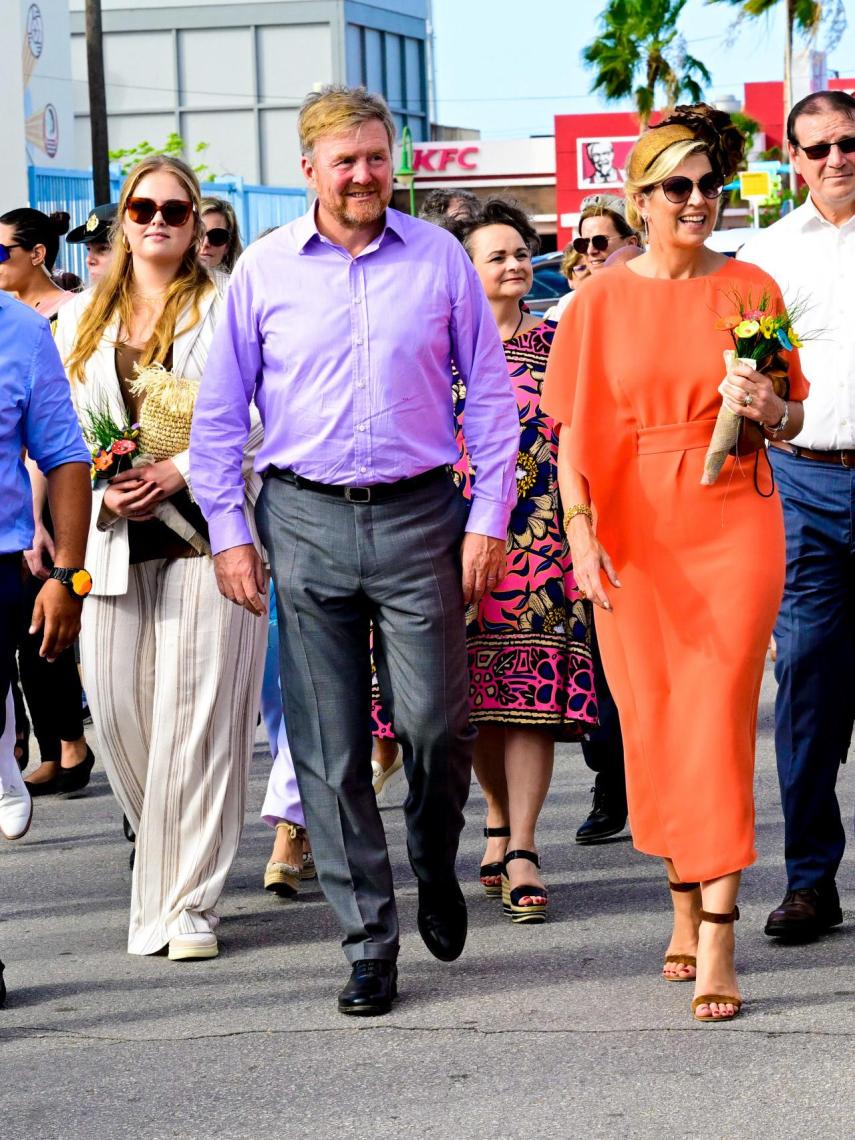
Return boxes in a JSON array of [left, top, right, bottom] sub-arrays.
[[66, 203, 118, 245]]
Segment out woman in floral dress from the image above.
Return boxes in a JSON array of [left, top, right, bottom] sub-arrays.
[[454, 199, 597, 922]]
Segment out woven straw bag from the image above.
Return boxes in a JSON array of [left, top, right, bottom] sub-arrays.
[[129, 363, 199, 460]]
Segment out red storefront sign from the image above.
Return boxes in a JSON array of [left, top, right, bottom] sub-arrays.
[[413, 145, 479, 173]]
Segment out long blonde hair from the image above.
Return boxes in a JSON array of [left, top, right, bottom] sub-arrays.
[[66, 155, 212, 382]]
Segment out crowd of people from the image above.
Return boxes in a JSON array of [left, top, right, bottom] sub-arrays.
[[1, 83, 853, 1023]]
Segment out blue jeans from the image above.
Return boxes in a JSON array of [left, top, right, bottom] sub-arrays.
[[770, 447, 855, 890]]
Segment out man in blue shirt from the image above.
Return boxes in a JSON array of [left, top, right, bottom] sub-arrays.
[[0, 291, 91, 1007]]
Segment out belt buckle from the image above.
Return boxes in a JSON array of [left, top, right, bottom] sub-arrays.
[[345, 486, 371, 503], [842, 452, 854, 470]]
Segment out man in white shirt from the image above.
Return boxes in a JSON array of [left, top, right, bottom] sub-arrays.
[[739, 90, 855, 942]]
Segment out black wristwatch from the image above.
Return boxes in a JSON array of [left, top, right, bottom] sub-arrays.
[[48, 567, 93, 598]]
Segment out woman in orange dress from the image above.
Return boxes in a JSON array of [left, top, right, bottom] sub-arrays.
[[541, 105, 809, 1022]]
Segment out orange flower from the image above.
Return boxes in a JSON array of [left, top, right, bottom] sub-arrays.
[[715, 314, 742, 331], [93, 450, 112, 471]]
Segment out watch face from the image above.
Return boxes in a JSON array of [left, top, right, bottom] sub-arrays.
[[70, 570, 92, 597]]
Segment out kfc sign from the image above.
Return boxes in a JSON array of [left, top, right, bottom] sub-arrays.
[[413, 146, 479, 173]]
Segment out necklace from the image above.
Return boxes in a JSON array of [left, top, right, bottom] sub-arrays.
[[506, 308, 524, 342]]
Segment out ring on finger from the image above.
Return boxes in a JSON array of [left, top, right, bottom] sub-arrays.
[[743, 393, 753, 407]]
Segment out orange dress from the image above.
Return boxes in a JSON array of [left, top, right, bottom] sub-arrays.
[[541, 260, 809, 882]]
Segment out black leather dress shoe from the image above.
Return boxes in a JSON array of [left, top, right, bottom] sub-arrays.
[[575, 784, 627, 844], [417, 878, 467, 962], [337, 960, 398, 1016], [764, 887, 844, 941]]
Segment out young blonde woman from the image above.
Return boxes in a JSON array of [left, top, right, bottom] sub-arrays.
[[55, 156, 267, 961]]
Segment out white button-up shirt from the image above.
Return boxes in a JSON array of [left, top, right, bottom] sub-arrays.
[[738, 197, 855, 450]]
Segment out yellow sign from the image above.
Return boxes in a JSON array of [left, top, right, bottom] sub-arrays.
[[739, 170, 773, 200]]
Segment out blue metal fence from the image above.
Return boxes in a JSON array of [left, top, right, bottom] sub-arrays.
[[28, 166, 307, 281]]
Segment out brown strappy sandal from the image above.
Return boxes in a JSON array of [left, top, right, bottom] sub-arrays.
[[662, 880, 700, 982], [691, 906, 743, 1022]]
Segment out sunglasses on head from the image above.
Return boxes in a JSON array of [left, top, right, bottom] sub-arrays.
[[796, 135, 855, 161], [572, 234, 611, 255], [203, 227, 230, 247], [655, 172, 723, 204], [125, 198, 194, 226]]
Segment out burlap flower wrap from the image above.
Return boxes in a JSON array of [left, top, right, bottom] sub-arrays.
[[129, 362, 199, 461], [127, 363, 210, 556]]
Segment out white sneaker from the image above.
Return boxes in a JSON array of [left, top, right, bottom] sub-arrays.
[[0, 773, 32, 841], [167, 932, 218, 961], [372, 747, 406, 809]]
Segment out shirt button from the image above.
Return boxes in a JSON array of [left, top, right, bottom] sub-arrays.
[[353, 297, 362, 305], [356, 338, 364, 345], [356, 381, 365, 389], [357, 424, 366, 432], [360, 466, 367, 474]]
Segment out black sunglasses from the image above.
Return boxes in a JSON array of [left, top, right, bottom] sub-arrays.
[[573, 234, 611, 254], [0, 243, 22, 263], [203, 227, 231, 247], [125, 197, 195, 226], [655, 172, 723, 204], [796, 135, 855, 161]]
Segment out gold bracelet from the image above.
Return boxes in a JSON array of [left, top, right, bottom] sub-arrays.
[[563, 504, 593, 533]]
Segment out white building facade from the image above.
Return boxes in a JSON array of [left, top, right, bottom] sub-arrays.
[[68, 0, 434, 186]]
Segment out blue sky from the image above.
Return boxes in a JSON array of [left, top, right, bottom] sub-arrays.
[[431, 0, 855, 137]]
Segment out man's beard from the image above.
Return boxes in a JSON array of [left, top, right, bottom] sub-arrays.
[[330, 186, 391, 228]]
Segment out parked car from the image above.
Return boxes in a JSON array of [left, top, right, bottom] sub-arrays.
[[706, 227, 760, 257], [524, 251, 570, 315]]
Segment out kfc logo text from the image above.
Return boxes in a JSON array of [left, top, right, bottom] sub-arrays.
[[413, 146, 479, 173]]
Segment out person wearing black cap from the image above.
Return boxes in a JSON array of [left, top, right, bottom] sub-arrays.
[[66, 204, 117, 284]]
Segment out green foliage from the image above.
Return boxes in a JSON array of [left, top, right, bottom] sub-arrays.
[[108, 133, 217, 181], [706, 0, 822, 29], [582, 0, 712, 128], [731, 112, 762, 157]]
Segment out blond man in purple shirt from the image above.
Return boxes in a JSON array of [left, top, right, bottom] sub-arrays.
[[190, 86, 519, 1016]]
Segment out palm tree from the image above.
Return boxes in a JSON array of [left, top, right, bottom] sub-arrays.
[[582, 0, 712, 129], [707, 2, 829, 120], [707, 2, 836, 188]]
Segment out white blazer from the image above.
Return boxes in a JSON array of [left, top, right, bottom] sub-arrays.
[[55, 281, 264, 596]]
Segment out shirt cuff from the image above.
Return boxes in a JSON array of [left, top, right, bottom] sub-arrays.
[[209, 508, 253, 556], [465, 496, 512, 542]]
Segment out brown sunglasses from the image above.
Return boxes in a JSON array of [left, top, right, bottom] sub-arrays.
[[125, 198, 195, 226]]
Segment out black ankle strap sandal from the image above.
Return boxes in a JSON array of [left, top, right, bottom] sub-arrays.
[[479, 826, 511, 899], [501, 851, 548, 925]]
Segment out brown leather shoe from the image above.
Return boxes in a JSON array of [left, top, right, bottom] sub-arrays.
[[764, 887, 843, 942]]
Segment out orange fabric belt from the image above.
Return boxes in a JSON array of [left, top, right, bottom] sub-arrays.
[[636, 419, 717, 456]]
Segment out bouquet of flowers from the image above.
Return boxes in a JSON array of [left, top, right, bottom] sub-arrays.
[[86, 410, 140, 483], [701, 292, 805, 486], [81, 404, 210, 555]]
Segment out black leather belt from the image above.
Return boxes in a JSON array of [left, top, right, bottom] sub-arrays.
[[266, 464, 450, 503], [770, 441, 855, 469]]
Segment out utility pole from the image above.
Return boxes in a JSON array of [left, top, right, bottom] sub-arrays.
[[784, 0, 796, 194], [85, 0, 110, 203]]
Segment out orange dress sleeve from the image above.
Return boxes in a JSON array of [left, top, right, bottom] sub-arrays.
[[541, 275, 638, 530]]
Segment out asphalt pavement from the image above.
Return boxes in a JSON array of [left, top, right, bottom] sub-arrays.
[[1, 661, 853, 1140]]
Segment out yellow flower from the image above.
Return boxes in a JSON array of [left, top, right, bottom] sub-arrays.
[[734, 320, 760, 338], [789, 329, 803, 349], [759, 316, 777, 339]]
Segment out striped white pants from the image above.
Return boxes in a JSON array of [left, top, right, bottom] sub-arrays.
[[80, 556, 267, 955]]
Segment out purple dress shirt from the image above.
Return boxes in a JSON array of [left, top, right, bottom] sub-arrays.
[[189, 205, 520, 554]]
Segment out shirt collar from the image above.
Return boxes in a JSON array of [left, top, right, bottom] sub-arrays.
[[799, 193, 855, 231], [295, 201, 408, 254]]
